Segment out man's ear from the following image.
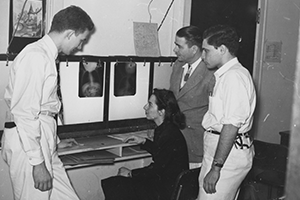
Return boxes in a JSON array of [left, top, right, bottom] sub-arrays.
[[191, 45, 199, 54], [159, 109, 165, 116], [65, 30, 75, 39], [219, 44, 228, 55]]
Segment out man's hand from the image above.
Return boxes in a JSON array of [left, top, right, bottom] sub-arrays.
[[58, 138, 79, 149], [32, 161, 53, 191], [203, 166, 221, 194], [117, 167, 132, 177]]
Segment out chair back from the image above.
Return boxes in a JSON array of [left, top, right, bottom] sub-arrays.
[[252, 140, 289, 187], [171, 167, 201, 200]]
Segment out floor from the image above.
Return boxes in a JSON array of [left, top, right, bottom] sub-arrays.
[[237, 181, 285, 200]]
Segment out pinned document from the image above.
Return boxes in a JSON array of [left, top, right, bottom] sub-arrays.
[[133, 22, 161, 57]]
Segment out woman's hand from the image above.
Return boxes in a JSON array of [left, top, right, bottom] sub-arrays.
[[123, 135, 146, 144], [117, 167, 132, 177]]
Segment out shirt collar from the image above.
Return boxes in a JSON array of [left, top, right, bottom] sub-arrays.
[[42, 34, 58, 60], [182, 57, 202, 70], [214, 57, 239, 78]]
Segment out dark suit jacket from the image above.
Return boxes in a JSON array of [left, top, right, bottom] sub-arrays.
[[101, 122, 189, 200], [169, 60, 215, 163]]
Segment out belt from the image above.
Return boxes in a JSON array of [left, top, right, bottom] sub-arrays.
[[207, 130, 249, 137], [40, 111, 56, 118], [206, 129, 252, 149], [4, 111, 56, 129], [4, 122, 16, 128], [206, 130, 221, 135]]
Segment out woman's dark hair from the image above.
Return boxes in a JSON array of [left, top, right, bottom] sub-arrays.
[[203, 24, 240, 56], [152, 88, 186, 129]]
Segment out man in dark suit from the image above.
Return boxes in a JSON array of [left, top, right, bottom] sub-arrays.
[[170, 26, 215, 168]]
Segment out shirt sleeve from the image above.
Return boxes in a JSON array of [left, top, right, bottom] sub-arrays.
[[11, 52, 47, 166], [221, 70, 252, 128]]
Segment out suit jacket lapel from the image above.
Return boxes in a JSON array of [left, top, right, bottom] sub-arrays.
[[178, 61, 206, 98], [171, 61, 185, 97]]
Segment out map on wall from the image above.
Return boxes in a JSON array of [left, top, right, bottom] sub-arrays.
[[13, 0, 43, 38], [133, 22, 161, 57]]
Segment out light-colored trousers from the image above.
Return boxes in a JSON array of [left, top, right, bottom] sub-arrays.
[[198, 131, 254, 200], [1, 115, 79, 200]]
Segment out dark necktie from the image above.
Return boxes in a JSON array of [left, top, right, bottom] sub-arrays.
[[56, 58, 64, 125], [184, 64, 192, 82]]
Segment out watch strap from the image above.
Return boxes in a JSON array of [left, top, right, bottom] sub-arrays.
[[213, 160, 224, 168]]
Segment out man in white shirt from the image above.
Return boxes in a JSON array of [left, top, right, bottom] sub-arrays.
[[1, 6, 94, 200], [169, 26, 216, 169], [198, 24, 256, 200]]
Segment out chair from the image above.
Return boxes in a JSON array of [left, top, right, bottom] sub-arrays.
[[171, 167, 201, 200], [251, 140, 289, 199]]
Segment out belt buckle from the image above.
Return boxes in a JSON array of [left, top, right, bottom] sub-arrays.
[[46, 111, 53, 117]]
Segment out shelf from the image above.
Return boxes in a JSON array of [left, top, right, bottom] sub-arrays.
[[58, 131, 151, 168]]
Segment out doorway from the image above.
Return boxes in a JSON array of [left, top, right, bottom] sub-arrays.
[[190, 0, 259, 74]]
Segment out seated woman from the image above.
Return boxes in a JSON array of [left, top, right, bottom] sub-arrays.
[[101, 88, 189, 200]]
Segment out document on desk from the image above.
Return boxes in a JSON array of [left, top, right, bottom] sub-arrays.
[[108, 130, 150, 142]]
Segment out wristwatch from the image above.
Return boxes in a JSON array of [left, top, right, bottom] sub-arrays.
[[213, 160, 224, 168]]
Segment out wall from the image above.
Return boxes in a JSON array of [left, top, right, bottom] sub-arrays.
[[252, 0, 300, 143], [0, 0, 9, 54], [45, 0, 186, 56], [1, 0, 185, 56]]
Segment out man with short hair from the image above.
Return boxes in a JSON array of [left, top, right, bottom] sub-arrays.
[[170, 26, 216, 169], [198, 24, 256, 200], [1, 5, 94, 200]]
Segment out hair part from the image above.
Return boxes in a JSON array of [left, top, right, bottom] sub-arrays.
[[152, 88, 186, 129], [203, 24, 240, 56], [176, 25, 203, 49], [49, 5, 94, 35]]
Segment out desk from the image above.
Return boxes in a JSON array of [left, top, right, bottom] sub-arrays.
[[59, 130, 153, 200], [58, 130, 151, 168]]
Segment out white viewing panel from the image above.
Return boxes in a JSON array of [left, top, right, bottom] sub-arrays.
[[60, 61, 105, 125], [109, 61, 150, 121]]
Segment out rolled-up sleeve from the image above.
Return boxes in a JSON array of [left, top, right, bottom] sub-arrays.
[[221, 71, 251, 128]]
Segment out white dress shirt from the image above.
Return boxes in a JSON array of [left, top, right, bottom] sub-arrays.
[[202, 58, 256, 133], [180, 57, 202, 88], [4, 35, 60, 165]]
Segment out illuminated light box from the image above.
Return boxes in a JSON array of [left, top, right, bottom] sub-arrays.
[[109, 61, 150, 121], [60, 61, 105, 125]]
